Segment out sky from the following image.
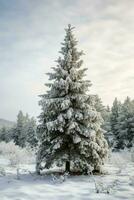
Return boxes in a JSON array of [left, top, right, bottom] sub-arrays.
[[0, 0, 134, 121]]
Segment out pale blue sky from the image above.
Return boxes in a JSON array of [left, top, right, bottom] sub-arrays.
[[0, 0, 134, 121]]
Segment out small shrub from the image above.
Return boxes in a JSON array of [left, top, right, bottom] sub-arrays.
[[0, 141, 35, 166], [51, 172, 69, 184]]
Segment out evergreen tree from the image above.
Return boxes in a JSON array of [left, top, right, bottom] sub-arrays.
[[103, 106, 112, 146], [0, 126, 16, 143], [13, 111, 38, 148], [93, 95, 106, 120], [93, 95, 112, 145], [13, 111, 26, 147], [110, 98, 121, 148], [26, 117, 38, 148], [7, 127, 15, 142], [0, 127, 8, 142], [36, 25, 108, 174], [116, 97, 134, 149], [93, 95, 111, 125]]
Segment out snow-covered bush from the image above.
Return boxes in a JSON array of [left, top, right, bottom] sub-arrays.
[[88, 165, 117, 194], [51, 172, 69, 184], [0, 141, 35, 166], [94, 179, 119, 194]]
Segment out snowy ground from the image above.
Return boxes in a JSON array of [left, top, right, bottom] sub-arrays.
[[0, 152, 134, 200]]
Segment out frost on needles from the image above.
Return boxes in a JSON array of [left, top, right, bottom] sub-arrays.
[[36, 24, 108, 174]]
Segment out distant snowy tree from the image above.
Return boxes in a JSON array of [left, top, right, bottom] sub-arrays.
[[26, 117, 38, 148], [103, 106, 112, 146], [13, 111, 26, 147], [36, 25, 108, 174], [110, 98, 122, 149], [116, 97, 134, 149], [0, 127, 8, 142], [110, 97, 134, 149], [93, 95, 111, 145], [0, 125, 16, 143], [13, 111, 38, 148], [93, 95, 106, 120], [93, 95, 111, 125]]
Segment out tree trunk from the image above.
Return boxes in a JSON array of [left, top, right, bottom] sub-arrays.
[[65, 161, 70, 173]]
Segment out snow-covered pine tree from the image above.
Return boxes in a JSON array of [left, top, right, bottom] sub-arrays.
[[93, 95, 106, 120], [13, 111, 38, 148], [14, 110, 26, 147], [110, 98, 122, 149], [103, 106, 112, 146], [36, 25, 108, 174], [0, 127, 8, 142], [116, 97, 134, 149], [26, 117, 38, 148], [93, 95, 112, 145]]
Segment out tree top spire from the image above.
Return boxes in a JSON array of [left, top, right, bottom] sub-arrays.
[[65, 24, 75, 32]]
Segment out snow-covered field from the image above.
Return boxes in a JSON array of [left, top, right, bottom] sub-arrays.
[[0, 152, 134, 200]]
